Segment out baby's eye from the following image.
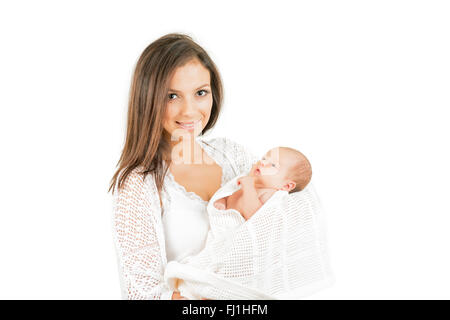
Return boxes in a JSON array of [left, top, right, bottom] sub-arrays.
[[271, 163, 276, 167]]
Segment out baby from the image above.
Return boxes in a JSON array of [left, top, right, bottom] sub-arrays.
[[213, 146, 312, 220], [166, 147, 326, 300]]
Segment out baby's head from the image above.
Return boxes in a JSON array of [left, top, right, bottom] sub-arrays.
[[250, 147, 312, 193]]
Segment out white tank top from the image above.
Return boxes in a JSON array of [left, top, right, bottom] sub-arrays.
[[161, 172, 210, 262]]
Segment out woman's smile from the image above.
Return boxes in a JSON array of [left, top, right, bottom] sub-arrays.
[[176, 120, 202, 130]]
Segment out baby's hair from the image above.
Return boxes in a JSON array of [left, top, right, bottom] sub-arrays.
[[279, 147, 312, 193]]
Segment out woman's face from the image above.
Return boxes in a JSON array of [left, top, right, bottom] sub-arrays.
[[163, 58, 213, 142]]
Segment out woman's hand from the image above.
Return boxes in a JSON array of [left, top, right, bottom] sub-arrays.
[[172, 291, 188, 300]]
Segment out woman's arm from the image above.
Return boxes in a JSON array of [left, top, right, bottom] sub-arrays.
[[112, 168, 174, 300]]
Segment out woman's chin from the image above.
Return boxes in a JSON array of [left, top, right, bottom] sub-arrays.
[[168, 130, 200, 141]]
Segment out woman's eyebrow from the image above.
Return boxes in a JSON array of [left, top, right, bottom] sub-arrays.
[[168, 84, 210, 92]]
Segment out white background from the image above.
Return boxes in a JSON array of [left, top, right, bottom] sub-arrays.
[[0, 0, 449, 299]]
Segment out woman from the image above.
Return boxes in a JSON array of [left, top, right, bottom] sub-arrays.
[[109, 33, 259, 300]]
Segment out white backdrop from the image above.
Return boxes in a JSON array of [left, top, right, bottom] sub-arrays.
[[0, 0, 449, 299]]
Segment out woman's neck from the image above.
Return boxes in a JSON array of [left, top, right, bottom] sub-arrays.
[[166, 135, 204, 166]]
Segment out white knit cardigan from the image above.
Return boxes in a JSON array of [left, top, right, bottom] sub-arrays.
[[112, 136, 333, 299]]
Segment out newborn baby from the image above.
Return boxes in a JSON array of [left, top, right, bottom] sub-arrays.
[[213, 146, 312, 220], [165, 146, 333, 300]]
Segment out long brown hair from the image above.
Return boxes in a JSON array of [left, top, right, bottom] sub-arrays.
[[108, 33, 223, 205]]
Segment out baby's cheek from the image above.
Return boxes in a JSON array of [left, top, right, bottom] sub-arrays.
[[263, 167, 279, 176]]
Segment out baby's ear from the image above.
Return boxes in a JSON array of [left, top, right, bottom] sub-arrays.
[[282, 181, 296, 192]]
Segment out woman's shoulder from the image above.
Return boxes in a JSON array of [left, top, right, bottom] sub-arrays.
[[120, 165, 145, 184], [113, 166, 163, 211], [114, 166, 156, 196]]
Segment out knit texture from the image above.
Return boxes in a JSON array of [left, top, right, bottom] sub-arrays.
[[164, 175, 334, 299]]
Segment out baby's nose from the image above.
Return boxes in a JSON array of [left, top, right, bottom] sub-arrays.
[[259, 159, 269, 167]]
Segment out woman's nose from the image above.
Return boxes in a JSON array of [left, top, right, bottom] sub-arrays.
[[180, 97, 197, 114]]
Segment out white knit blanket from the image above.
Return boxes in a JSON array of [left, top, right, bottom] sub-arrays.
[[164, 175, 334, 300]]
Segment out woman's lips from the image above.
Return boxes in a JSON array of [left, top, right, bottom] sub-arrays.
[[176, 120, 201, 130]]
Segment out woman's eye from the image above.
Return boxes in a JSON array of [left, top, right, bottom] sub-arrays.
[[168, 93, 177, 100], [197, 89, 209, 96]]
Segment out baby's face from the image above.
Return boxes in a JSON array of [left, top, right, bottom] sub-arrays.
[[249, 148, 295, 189]]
